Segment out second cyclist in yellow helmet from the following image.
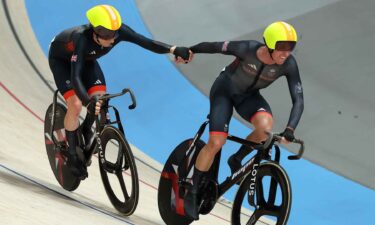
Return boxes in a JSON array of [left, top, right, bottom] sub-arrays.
[[48, 4, 193, 178], [182, 21, 304, 220]]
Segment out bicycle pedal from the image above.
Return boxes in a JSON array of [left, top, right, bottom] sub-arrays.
[[199, 180, 218, 214]]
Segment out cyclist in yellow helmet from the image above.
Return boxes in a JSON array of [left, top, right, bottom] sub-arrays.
[[48, 5, 192, 178], [182, 21, 303, 220]]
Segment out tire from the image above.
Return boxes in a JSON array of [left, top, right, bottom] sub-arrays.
[[157, 139, 206, 225], [231, 162, 292, 225], [44, 103, 81, 191], [99, 126, 139, 216]]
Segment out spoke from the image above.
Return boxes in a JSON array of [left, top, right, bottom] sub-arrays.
[[118, 145, 130, 171], [267, 177, 278, 205], [104, 161, 117, 173], [116, 144, 124, 166], [122, 154, 130, 171], [262, 205, 282, 217], [246, 210, 262, 225], [256, 178, 266, 206], [117, 171, 130, 201]]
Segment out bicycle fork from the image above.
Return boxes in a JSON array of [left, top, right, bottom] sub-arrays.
[[247, 146, 281, 208], [247, 157, 261, 205]]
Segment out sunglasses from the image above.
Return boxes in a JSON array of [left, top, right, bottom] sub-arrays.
[[95, 31, 119, 40], [275, 41, 296, 51], [93, 26, 119, 40]]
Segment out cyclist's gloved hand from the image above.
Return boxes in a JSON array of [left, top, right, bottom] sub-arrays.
[[280, 127, 295, 142], [173, 46, 191, 61]]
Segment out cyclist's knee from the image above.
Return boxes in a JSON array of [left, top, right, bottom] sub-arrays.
[[252, 113, 273, 130], [250, 114, 273, 141], [254, 122, 272, 134], [66, 96, 82, 116], [206, 135, 226, 154]]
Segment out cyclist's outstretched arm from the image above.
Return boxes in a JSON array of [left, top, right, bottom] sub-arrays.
[[118, 24, 191, 61], [284, 56, 304, 130], [118, 24, 172, 54], [189, 40, 249, 59]]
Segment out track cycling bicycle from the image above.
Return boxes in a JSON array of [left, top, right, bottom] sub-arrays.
[[44, 88, 139, 216], [158, 117, 304, 224]]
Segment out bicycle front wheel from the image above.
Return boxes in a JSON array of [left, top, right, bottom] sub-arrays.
[[232, 162, 292, 225], [98, 126, 139, 216]]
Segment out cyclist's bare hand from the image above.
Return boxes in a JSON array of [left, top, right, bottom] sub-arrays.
[[95, 100, 102, 115], [87, 96, 101, 115], [188, 49, 194, 62], [174, 56, 185, 64]]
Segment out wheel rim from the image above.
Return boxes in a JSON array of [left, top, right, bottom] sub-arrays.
[[232, 163, 291, 225], [99, 126, 138, 215]]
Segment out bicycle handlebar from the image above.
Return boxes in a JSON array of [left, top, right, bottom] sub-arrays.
[[287, 138, 304, 160], [99, 88, 137, 110], [254, 132, 305, 160]]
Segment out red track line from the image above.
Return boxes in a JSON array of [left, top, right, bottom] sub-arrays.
[[0, 80, 230, 223], [0, 81, 44, 123]]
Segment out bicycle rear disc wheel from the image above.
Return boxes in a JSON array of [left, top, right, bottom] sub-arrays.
[[44, 103, 81, 191], [158, 139, 206, 225], [231, 162, 292, 225], [99, 126, 139, 216]]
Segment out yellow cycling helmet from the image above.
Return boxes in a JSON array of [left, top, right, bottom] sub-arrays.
[[263, 21, 298, 51], [86, 5, 122, 39]]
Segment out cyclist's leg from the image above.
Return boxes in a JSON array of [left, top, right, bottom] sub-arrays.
[[49, 58, 86, 177], [185, 73, 233, 220], [64, 95, 88, 177], [229, 92, 273, 172], [64, 95, 82, 130], [196, 73, 233, 171], [248, 110, 273, 142], [195, 101, 231, 172], [244, 92, 273, 142], [81, 60, 107, 146], [49, 57, 81, 130]]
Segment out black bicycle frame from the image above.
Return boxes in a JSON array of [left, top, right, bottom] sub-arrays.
[[90, 89, 136, 172], [49, 89, 136, 166], [181, 120, 283, 202]]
